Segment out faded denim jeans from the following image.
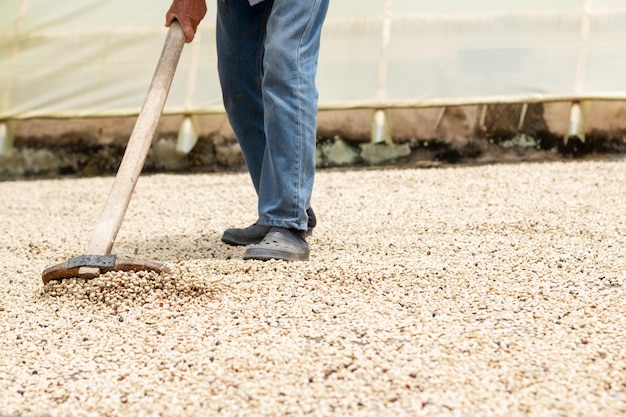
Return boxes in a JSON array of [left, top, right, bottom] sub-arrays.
[[216, 0, 329, 231]]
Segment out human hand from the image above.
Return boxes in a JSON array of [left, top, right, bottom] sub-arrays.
[[165, 0, 207, 43]]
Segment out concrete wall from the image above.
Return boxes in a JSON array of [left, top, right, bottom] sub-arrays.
[[2, 101, 626, 178]]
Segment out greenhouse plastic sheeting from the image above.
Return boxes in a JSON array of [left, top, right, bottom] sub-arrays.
[[2, 0, 626, 119]]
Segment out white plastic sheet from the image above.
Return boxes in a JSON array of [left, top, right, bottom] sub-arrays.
[[2, 0, 626, 119]]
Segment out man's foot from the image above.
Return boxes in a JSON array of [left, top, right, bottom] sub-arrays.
[[243, 227, 310, 261], [221, 207, 316, 246], [221, 223, 271, 246]]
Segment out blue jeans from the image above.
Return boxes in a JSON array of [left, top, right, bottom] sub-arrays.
[[216, 0, 329, 231]]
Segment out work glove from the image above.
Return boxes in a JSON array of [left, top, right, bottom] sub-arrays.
[[165, 0, 207, 43]]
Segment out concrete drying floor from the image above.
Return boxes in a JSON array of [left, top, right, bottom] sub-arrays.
[[1, 161, 625, 416]]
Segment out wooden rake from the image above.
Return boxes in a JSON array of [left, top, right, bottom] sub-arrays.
[[42, 22, 186, 284]]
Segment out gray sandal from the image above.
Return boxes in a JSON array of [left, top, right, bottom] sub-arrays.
[[243, 227, 309, 261]]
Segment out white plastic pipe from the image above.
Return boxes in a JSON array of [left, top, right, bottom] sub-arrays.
[[566, 101, 585, 145], [518, 103, 528, 131], [175, 115, 199, 155], [371, 109, 391, 144], [0, 121, 14, 156]]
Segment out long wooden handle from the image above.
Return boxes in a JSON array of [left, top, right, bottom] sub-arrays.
[[85, 22, 185, 257]]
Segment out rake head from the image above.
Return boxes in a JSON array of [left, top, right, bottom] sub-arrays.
[[42, 255, 169, 284]]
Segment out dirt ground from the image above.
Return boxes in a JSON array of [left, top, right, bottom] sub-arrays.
[[0, 161, 625, 416]]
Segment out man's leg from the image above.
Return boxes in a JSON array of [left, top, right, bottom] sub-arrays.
[[256, 0, 330, 231], [216, 0, 274, 247], [216, 0, 271, 195], [243, 0, 329, 261]]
